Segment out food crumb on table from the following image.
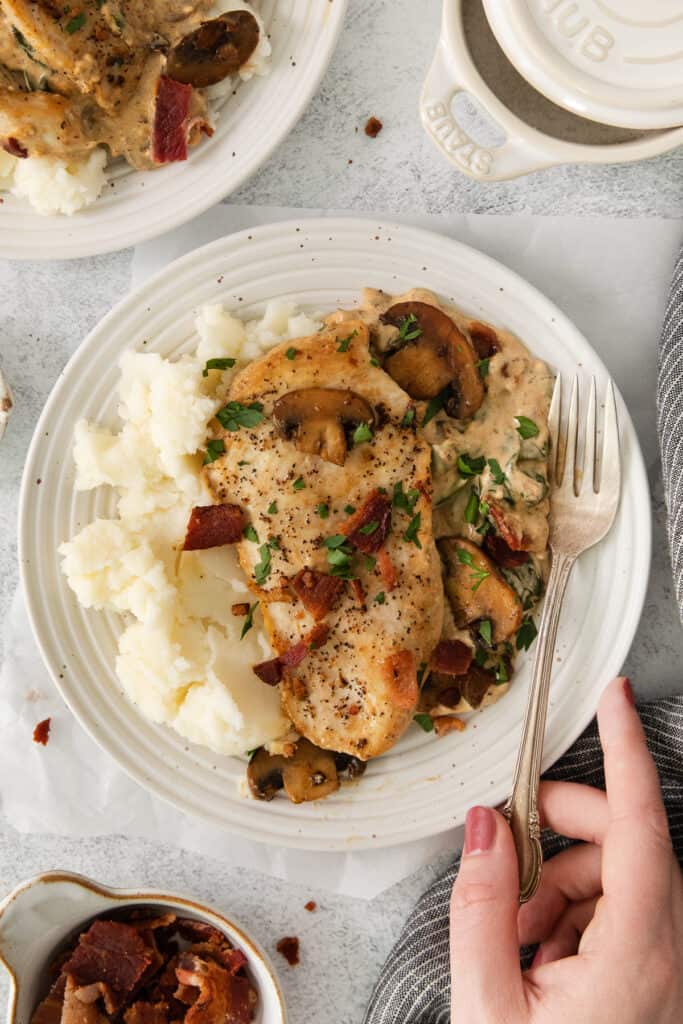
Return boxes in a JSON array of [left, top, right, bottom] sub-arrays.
[[276, 936, 300, 965], [304, 900, 317, 912], [364, 116, 383, 138], [32, 718, 51, 746]]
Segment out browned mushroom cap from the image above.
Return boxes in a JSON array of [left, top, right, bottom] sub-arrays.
[[273, 387, 375, 466], [167, 11, 260, 89], [382, 302, 485, 419], [247, 739, 340, 803], [439, 538, 522, 643]]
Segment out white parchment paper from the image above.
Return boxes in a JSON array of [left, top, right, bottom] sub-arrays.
[[1, 207, 680, 898]]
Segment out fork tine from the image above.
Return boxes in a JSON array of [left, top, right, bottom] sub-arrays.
[[599, 379, 620, 497], [581, 376, 597, 494], [560, 376, 579, 492], [548, 375, 562, 485]]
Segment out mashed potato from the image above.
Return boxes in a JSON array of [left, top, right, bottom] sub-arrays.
[[60, 301, 321, 757], [4, 148, 108, 216]]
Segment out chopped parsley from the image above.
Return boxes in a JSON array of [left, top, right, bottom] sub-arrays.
[[495, 659, 510, 684], [476, 358, 490, 379], [393, 481, 419, 514], [401, 408, 415, 427], [243, 524, 259, 543], [268, 535, 280, 550], [370, 357, 380, 367], [516, 618, 538, 652], [422, 389, 448, 427], [456, 548, 490, 592], [474, 646, 488, 667], [403, 512, 422, 548], [216, 401, 264, 432], [344, 504, 356, 515], [203, 357, 236, 377], [246, 748, 258, 761], [359, 520, 379, 536], [292, 477, 305, 491], [203, 439, 225, 464], [374, 591, 386, 605], [65, 12, 86, 33], [488, 458, 507, 486], [364, 554, 377, 571], [413, 713, 434, 733], [457, 454, 486, 478], [464, 491, 480, 525], [323, 534, 356, 579], [267, 501, 278, 515], [285, 347, 297, 360], [240, 603, 258, 640], [337, 329, 358, 353], [516, 416, 539, 440], [317, 503, 330, 519], [398, 314, 422, 343], [237, 460, 250, 467], [254, 544, 273, 585], [353, 422, 374, 445], [478, 619, 493, 646]]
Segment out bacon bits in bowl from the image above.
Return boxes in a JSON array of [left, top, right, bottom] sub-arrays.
[[19, 219, 650, 850]]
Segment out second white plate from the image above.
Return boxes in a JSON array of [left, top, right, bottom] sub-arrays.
[[19, 218, 651, 850]]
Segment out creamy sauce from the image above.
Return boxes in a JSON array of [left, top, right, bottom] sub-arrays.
[[0, 1, 250, 169]]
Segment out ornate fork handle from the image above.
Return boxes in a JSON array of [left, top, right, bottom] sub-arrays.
[[503, 551, 575, 903]]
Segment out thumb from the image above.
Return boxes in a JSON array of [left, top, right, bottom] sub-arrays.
[[450, 807, 526, 1019]]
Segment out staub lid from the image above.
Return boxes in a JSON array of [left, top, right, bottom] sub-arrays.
[[482, 0, 683, 129]]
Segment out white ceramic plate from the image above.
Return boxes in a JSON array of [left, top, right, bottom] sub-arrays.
[[0, 1, 346, 261], [19, 218, 651, 851]]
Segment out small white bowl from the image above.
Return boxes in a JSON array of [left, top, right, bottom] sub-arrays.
[[0, 871, 286, 1024]]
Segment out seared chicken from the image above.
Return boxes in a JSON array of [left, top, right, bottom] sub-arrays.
[[204, 321, 444, 760]]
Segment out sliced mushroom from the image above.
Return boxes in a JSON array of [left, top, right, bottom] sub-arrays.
[[422, 665, 500, 714], [273, 388, 375, 466], [381, 302, 485, 418], [167, 11, 260, 88], [439, 538, 522, 643], [247, 739, 340, 803]]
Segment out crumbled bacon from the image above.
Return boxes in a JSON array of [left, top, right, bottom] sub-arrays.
[[231, 603, 250, 617], [152, 77, 193, 163], [433, 715, 466, 737], [383, 650, 418, 710], [183, 504, 244, 550], [484, 533, 530, 568], [3, 136, 28, 158], [364, 116, 383, 138], [290, 569, 344, 620], [175, 955, 255, 1024], [377, 548, 398, 591], [62, 922, 155, 1013], [275, 937, 299, 966], [33, 717, 51, 745], [60, 975, 106, 1024], [488, 503, 529, 552], [430, 640, 473, 677], [468, 321, 499, 360], [123, 1002, 170, 1024], [304, 901, 317, 913], [343, 490, 392, 554], [350, 578, 366, 610], [253, 624, 330, 685]]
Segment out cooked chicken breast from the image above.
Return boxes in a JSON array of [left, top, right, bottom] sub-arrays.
[[204, 321, 444, 759]]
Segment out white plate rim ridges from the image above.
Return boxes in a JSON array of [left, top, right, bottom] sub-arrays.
[[0, 0, 347, 261], [19, 218, 651, 851]]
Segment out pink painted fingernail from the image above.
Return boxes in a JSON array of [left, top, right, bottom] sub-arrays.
[[464, 806, 496, 855], [622, 678, 635, 707]]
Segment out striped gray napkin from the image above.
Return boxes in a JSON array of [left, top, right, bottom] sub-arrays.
[[364, 253, 683, 1024]]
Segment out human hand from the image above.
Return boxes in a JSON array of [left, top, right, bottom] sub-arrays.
[[450, 677, 683, 1023]]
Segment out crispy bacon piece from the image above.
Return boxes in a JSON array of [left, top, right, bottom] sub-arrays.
[[175, 955, 255, 1024], [253, 624, 330, 685], [60, 976, 108, 1024], [152, 77, 193, 163], [304, 901, 317, 912], [383, 649, 418, 710], [350, 578, 366, 610], [484, 533, 530, 568], [433, 715, 466, 737], [468, 321, 499, 360], [430, 640, 473, 676], [231, 603, 250, 617], [343, 490, 392, 554], [123, 1003, 170, 1024], [3, 136, 28, 158], [62, 921, 155, 1012], [488, 502, 529, 552], [377, 548, 398, 591], [290, 569, 344, 620], [32, 977, 67, 1024], [275, 937, 300, 966], [183, 504, 245, 551], [33, 717, 51, 745]]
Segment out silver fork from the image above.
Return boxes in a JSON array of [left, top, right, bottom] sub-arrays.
[[503, 375, 622, 903]]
